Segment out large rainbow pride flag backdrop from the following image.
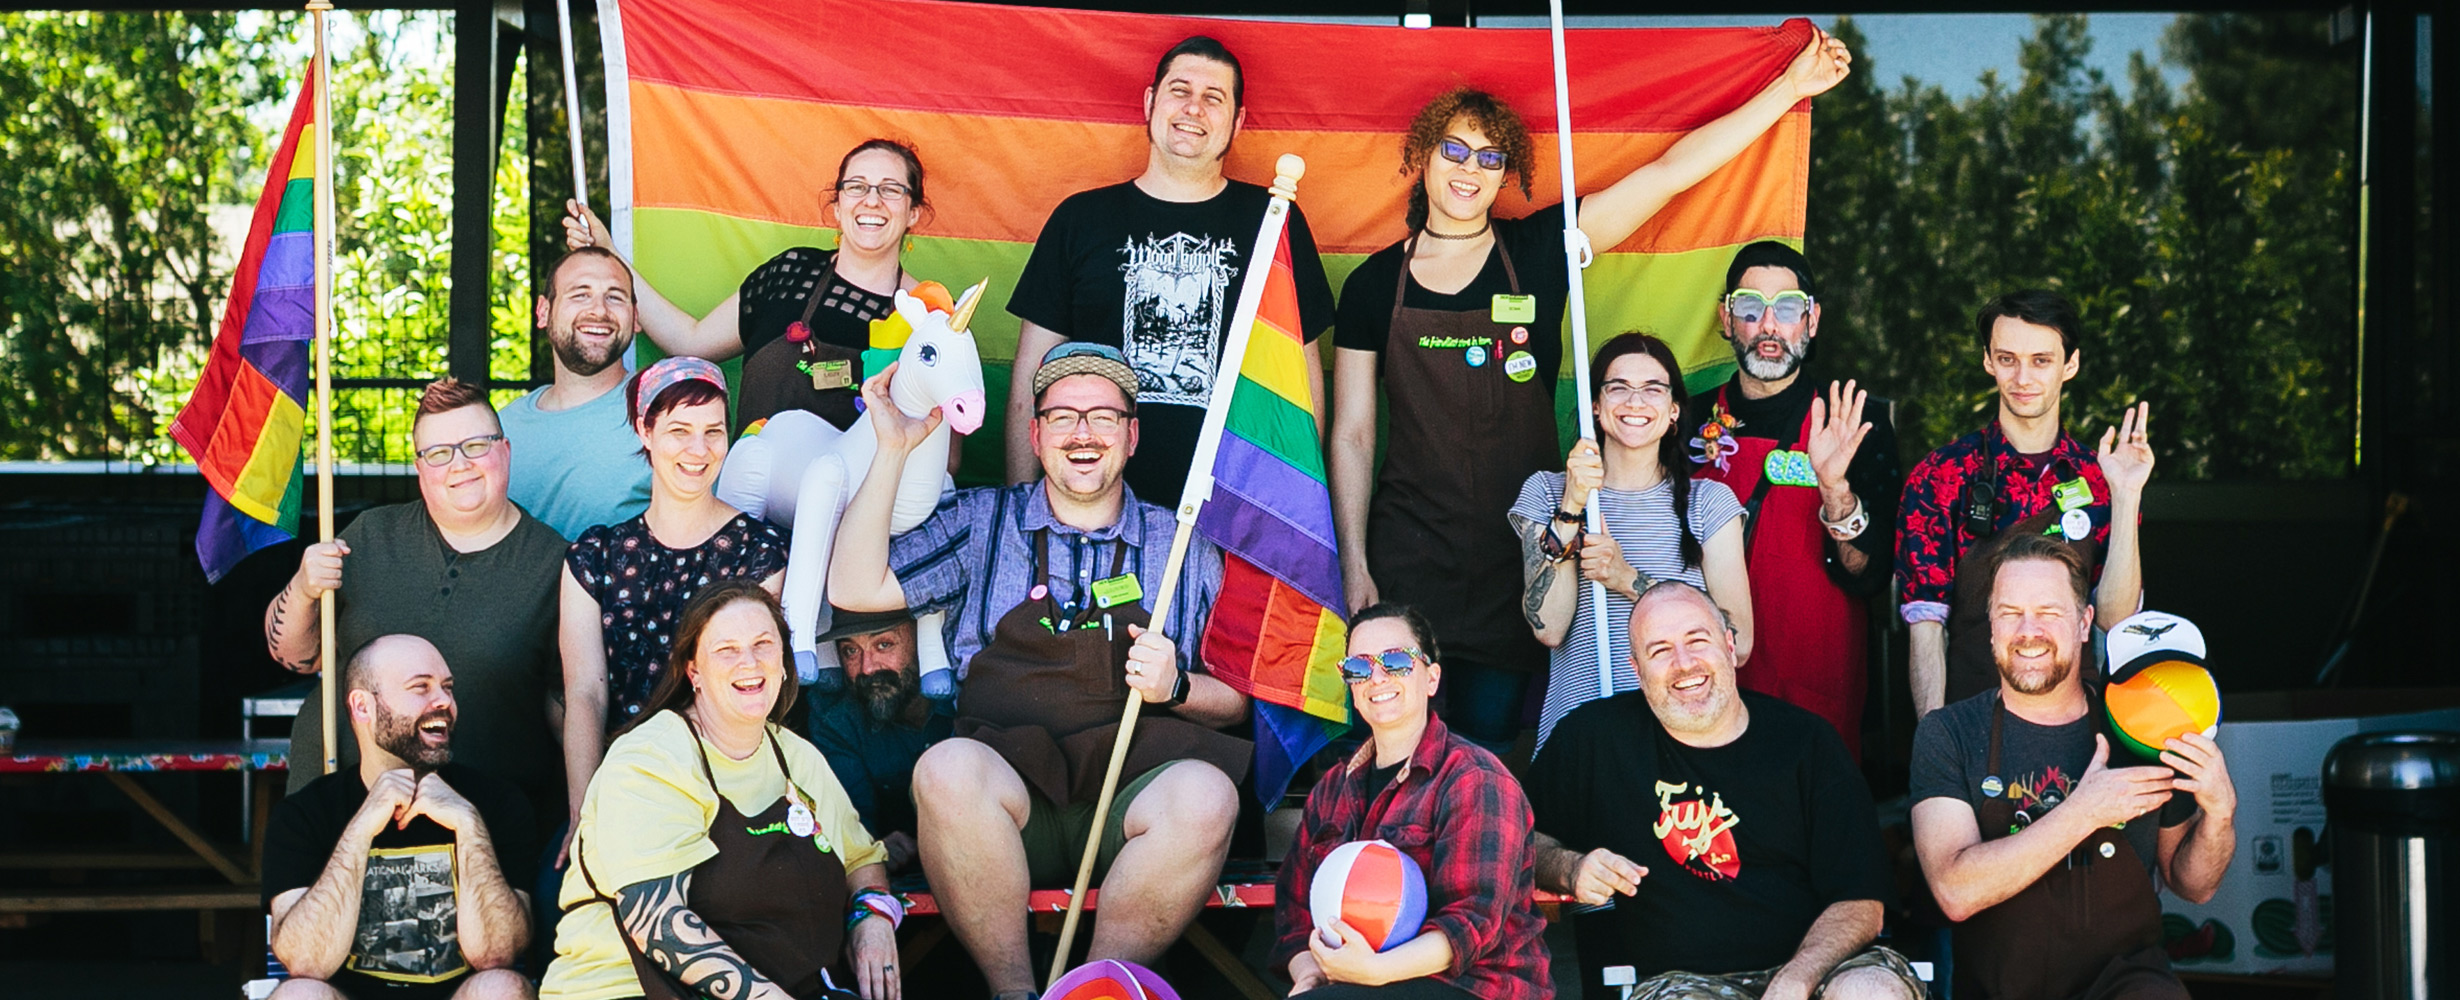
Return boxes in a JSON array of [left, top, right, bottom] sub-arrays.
[[598, 0, 1813, 480], [172, 69, 319, 583], [1193, 221, 1352, 805]]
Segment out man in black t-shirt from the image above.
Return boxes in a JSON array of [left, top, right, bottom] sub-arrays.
[[1527, 582, 1920, 1000], [1005, 35, 1335, 508], [1911, 535, 2235, 1000], [264, 635, 538, 1000]]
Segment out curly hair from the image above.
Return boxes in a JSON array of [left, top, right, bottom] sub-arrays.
[[1400, 88, 1537, 232]]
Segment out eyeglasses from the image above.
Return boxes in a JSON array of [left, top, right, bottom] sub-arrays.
[[414, 433, 503, 468], [1599, 380, 1672, 406], [1436, 138, 1508, 172], [1723, 290, 1815, 326], [1338, 648, 1425, 682], [1037, 406, 1133, 435], [836, 180, 913, 204]]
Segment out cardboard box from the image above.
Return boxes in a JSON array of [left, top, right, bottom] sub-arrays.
[[2159, 690, 2460, 978]]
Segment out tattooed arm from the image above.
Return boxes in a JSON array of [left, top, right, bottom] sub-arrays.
[[265, 539, 349, 673], [1513, 511, 1580, 647], [616, 871, 791, 1000]]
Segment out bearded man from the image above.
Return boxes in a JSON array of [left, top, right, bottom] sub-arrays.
[[498, 246, 654, 539], [1682, 241, 1899, 758], [803, 605, 952, 872], [1910, 534, 2235, 1000], [263, 635, 540, 1000]]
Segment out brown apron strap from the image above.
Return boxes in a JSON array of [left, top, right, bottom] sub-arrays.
[[792, 252, 904, 335], [1386, 232, 1419, 331]]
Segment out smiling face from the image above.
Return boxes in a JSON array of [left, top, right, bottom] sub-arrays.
[[535, 253, 637, 378], [1629, 586, 1742, 740], [637, 395, 729, 503], [1422, 117, 1506, 227], [1721, 264, 1820, 381], [832, 147, 921, 257], [350, 636, 457, 772], [1144, 54, 1244, 166], [687, 598, 789, 731], [1344, 617, 1438, 734], [411, 404, 511, 522], [1984, 316, 2079, 421], [1030, 374, 1139, 505], [1594, 350, 1678, 452], [1989, 557, 2093, 696]]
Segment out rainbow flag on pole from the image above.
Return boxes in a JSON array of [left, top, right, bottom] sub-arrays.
[[172, 69, 318, 583]]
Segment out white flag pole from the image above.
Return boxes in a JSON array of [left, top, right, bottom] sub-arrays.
[[1548, 2, 1617, 702], [556, 0, 590, 207]]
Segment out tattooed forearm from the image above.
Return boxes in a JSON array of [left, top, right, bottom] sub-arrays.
[[263, 585, 320, 673], [1511, 513, 1562, 631], [616, 872, 776, 1000]]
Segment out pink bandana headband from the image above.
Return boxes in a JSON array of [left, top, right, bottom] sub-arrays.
[[633, 356, 728, 425]]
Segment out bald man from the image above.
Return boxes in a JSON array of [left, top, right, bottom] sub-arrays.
[[262, 636, 539, 1000], [1526, 583, 1919, 1000]]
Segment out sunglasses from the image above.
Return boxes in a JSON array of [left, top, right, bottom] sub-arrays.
[[1338, 647, 1425, 681], [414, 433, 503, 468], [1436, 138, 1508, 172], [1723, 290, 1815, 326]]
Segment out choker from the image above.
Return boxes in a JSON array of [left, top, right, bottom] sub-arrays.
[[1422, 219, 1492, 241]]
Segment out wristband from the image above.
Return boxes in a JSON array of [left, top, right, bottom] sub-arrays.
[[849, 889, 905, 931], [1163, 666, 1191, 708], [1554, 507, 1586, 524], [1822, 499, 1869, 541]]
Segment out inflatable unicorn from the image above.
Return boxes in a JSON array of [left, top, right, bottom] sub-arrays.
[[716, 279, 988, 698]]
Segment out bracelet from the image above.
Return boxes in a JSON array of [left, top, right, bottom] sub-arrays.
[[1554, 507, 1586, 524], [849, 889, 904, 931], [1822, 499, 1869, 541], [1539, 525, 1585, 565]]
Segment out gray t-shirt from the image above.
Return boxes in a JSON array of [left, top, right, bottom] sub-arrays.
[[499, 380, 651, 540], [1910, 689, 2196, 881], [286, 503, 570, 809]]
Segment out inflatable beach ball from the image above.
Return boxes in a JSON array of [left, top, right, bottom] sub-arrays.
[[1047, 959, 1178, 1000], [1310, 839, 1428, 952], [2104, 611, 2220, 761]]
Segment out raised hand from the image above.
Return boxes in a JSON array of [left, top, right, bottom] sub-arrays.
[[1806, 379, 1872, 492], [2097, 402, 2155, 502], [2066, 734, 2177, 831], [2162, 732, 2238, 823], [1785, 27, 1854, 101], [563, 199, 613, 252], [1562, 438, 1605, 517], [860, 364, 943, 455]]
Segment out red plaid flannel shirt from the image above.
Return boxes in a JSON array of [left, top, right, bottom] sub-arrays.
[[1272, 715, 1551, 998]]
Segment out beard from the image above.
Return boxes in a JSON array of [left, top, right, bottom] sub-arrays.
[[1995, 641, 2077, 695], [373, 703, 454, 772], [1731, 331, 1806, 381], [548, 318, 628, 378], [855, 660, 920, 727]]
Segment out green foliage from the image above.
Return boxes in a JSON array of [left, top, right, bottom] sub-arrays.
[[1805, 13, 2357, 479]]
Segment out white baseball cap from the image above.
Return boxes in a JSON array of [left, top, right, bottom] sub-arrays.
[[2106, 610, 2207, 684]]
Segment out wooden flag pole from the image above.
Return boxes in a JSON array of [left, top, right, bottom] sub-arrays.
[[307, 0, 339, 775], [555, 0, 590, 207], [1547, 0, 1618, 702], [1046, 154, 1305, 986]]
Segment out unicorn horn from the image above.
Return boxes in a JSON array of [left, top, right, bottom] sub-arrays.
[[947, 277, 991, 332]]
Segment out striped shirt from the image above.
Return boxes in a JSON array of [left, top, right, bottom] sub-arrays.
[[886, 482, 1224, 677], [1509, 471, 1743, 749]]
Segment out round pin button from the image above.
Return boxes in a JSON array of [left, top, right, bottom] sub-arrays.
[[788, 802, 816, 839], [1465, 345, 1488, 367], [1509, 325, 1529, 345], [2098, 841, 2117, 859], [2061, 507, 2092, 541], [1503, 351, 1539, 383]]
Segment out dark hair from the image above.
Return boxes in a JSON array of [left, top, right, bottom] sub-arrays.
[[614, 580, 800, 742], [1347, 602, 1441, 665], [1400, 88, 1536, 233], [626, 371, 728, 432], [1589, 332, 1703, 568], [1723, 241, 1817, 298], [1991, 532, 2091, 610], [1151, 35, 1244, 109], [834, 138, 930, 216], [1976, 289, 2081, 359], [549, 245, 634, 295], [414, 377, 498, 430]]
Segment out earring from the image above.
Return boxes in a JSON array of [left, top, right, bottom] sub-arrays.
[[903, 234, 915, 253]]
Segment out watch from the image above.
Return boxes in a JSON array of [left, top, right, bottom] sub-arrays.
[[1163, 665, 1191, 708], [1822, 499, 1869, 541]]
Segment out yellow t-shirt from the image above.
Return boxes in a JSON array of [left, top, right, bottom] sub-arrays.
[[540, 711, 886, 1000]]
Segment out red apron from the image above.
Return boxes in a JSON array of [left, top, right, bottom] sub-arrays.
[[1693, 387, 1867, 758]]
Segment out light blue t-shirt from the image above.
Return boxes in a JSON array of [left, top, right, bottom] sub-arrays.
[[499, 380, 651, 539]]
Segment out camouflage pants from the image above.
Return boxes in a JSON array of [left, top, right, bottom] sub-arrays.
[[1622, 945, 1927, 1000]]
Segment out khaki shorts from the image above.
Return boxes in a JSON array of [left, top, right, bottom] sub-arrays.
[[1627, 945, 1927, 1000], [1019, 759, 1185, 887]]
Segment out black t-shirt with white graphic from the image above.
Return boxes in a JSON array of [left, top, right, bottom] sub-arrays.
[[1527, 691, 1894, 983], [263, 763, 538, 993], [1008, 180, 1336, 507]]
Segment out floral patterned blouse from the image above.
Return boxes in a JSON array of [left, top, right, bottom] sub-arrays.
[[567, 512, 789, 722]]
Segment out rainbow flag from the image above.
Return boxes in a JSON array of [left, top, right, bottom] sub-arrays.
[[1190, 223, 1351, 806], [601, 0, 1813, 476], [172, 70, 317, 583]]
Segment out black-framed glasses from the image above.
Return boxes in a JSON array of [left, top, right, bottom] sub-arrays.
[[1436, 138, 1508, 172], [1339, 647, 1425, 682], [1037, 406, 1133, 435], [1724, 289, 1815, 325], [836, 179, 912, 204], [414, 433, 503, 468]]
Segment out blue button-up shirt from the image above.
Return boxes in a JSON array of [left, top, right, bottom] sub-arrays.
[[887, 482, 1225, 678]]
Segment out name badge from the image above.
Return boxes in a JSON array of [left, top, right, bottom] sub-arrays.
[[1490, 293, 1537, 324], [1091, 572, 1144, 609], [1763, 449, 1818, 488], [805, 359, 854, 391], [2053, 477, 2095, 512]]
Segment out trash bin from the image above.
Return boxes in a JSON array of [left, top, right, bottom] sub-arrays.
[[2324, 731, 2460, 1000]]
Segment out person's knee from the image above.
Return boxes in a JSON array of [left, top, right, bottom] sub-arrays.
[[453, 968, 536, 1000], [1127, 762, 1237, 843], [267, 979, 342, 1000], [1817, 965, 1917, 1000], [914, 739, 1027, 826]]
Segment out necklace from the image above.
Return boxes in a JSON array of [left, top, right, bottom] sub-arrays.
[[1422, 219, 1492, 241]]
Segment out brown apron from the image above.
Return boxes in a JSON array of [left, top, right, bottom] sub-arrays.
[[953, 530, 1251, 806], [1944, 450, 2102, 704], [1365, 232, 1558, 671], [574, 714, 856, 1000], [1955, 693, 2181, 1000], [735, 254, 896, 435]]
